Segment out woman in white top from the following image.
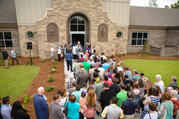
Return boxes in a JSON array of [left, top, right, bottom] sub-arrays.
[[50, 46, 55, 62], [57, 46, 61, 61], [144, 102, 158, 119]]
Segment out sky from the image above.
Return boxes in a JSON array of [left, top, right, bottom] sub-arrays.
[[130, 0, 178, 8]]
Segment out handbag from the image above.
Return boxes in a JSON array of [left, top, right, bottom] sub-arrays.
[[83, 107, 95, 118], [63, 102, 69, 116]]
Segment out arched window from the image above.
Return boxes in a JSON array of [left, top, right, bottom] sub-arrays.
[[70, 16, 85, 32]]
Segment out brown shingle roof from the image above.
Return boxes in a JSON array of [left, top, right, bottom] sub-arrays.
[[130, 6, 179, 27], [0, 0, 17, 24]]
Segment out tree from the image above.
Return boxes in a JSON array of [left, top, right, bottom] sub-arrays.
[[149, 0, 158, 8], [165, 0, 179, 9], [170, 0, 179, 9]]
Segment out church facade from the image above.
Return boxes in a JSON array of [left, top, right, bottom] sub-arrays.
[[0, 0, 179, 58]]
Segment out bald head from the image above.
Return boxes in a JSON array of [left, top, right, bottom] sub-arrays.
[[38, 87, 45, 95]]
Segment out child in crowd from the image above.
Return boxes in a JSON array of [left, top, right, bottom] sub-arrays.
[[143, 102, 158, 119]]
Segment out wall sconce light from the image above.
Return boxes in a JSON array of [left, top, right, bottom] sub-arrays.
[[50, 29, 55, 36], [102, 29, 106, 36]]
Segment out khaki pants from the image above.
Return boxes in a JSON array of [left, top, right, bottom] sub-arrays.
[[5, 59, 8, 68], [124, 114, 134, 119]]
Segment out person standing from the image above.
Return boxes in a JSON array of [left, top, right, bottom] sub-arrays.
[[154, 74, 164, 93], [100, 83, 115, 110], [50, 46, 55, 62], [102, 97, 124, 119], [10, 48, 19, 65], [2, 48, 9, 68], [1, 96, 12, 119], [11, 100, 30, 119], [33, 87, 49, 119], [57, 46, 61, 61], [50, 94, 65, 119], [65, 50, 73, 72]]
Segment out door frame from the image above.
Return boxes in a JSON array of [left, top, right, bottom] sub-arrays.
[[70, 32, 86, 45]]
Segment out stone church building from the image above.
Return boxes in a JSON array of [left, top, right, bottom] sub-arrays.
[[0, 0, 179, 59]]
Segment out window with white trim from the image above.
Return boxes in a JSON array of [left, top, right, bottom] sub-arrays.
[[0, 32, 13, 48], [131, 32, 148, 46]]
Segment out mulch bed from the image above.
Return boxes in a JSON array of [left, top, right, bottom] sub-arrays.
[[13, 57, 66, 119]]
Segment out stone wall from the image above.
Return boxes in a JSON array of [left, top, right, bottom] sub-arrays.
[[34, 0, 128, 59], [166, 30, 179, 47], [127, 28, 167, 53], [18, 25, 39, 57], [0, 27, 20, 55]]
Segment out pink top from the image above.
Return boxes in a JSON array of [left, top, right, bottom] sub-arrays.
[[104, 80, 113, 87]]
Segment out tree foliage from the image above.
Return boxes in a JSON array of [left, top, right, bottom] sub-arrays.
[[165, 0, 179, 9], [149, 0, 158, 8]]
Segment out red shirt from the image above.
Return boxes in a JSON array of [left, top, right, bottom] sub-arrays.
[[171, 99, 179, 117], [104, 80, 113, 87]]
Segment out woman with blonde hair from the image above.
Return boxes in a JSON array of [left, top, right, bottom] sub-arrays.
[[84, 88, 96, 119]]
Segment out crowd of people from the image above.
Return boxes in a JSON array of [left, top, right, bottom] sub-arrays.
[[0, 42, 179, 119]]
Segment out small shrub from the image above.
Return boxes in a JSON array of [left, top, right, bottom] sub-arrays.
[[122, 53, 126, 56], [41, 59, 45, 62], [51, 68, 56, 73], [0, 58, 3, 65], [52, 61, 57, 65], [52, 64, 56, 69], [48, 77, 55, 82], [118, 54, 122, 57], [45, 86, 54, 92], [23, 95, 33, 109]]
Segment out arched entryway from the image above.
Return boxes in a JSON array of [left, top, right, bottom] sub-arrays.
[[68, 13, 89, 47]]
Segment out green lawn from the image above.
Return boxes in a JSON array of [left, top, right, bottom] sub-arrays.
[[123, 59, 179, 87], [0, 65, 40, 101]]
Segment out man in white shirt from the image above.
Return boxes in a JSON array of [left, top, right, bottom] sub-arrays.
[[100, 52, 107, 61], [57, 46, 61, 61], [154, 74, 164, 93], [72, 45, 78, 60]]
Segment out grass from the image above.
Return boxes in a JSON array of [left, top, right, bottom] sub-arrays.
[[123, 59, 179, 87], [0, 65, 40, 101]]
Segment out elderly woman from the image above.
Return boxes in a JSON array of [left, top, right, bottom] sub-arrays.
[[154, 74, 164, 93], [158, 92, 173, 119], [170, 90, 179, 119], [65, 95, 80, 119]]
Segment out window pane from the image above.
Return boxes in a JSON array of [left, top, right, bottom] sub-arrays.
[[0, 32, 3, 39], [137, 39, 142, 45], [132, 32, 137, 38], [0, 40, 5, 47], [138, 33, 143, 38], [4, 32, 12, 39], [5, 40, 13, 47], [143, 33, 148, 38], [131, 39, 136, 45], [71, 25, 77, 31], [71, 17, 77, 24], [78, 17, 84, 24], [78, 25, 85, 31]]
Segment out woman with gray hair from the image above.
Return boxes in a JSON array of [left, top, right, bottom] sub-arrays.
[[171, 90, 179, 119], [154, 74, 164, 93]]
